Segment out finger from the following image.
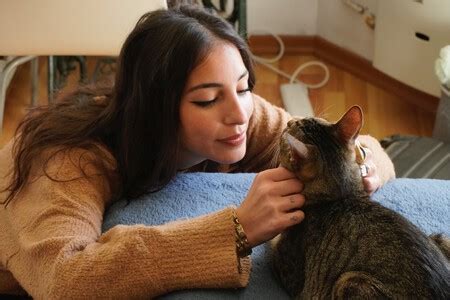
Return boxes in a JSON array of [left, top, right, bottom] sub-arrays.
[[359, 164, 369, 177], [365, 161, 376, 177], [284, 210, 305, 227], [363, 175, 380, 195], [359, 161, 376, 179], [279, 194, 305, 212], [265, 166, 298, 182], [362, 146, 372, 161], [271, 178, 304, 196]]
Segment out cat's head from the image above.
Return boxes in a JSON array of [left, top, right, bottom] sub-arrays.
[[279, 106, 366, 204]]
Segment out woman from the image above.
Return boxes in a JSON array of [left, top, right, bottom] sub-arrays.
[[0, 5, 394, 299]]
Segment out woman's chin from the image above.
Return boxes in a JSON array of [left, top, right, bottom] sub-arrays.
[[215, 147, 246, 165]]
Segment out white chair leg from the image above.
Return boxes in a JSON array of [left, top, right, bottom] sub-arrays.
[[0, 55, 36, 133]]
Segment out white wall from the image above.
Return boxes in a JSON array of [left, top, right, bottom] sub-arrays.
[[246, 0, 376, 60], [245, 0, 449, 95], [373, 0, 450, 96], [247, 0, 318, 35], [317, 0, 377, 60]]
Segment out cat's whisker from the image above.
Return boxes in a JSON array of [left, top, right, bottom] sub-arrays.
[[315, 104, 335, 120], [310, 100, 320, 117]]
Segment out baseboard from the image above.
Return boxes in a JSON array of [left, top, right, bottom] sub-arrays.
[[248, 35, 439, 113], [248, 35, 316, 55]]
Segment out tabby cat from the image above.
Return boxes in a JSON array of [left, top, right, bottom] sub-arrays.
[[272, 106, 450, 299]]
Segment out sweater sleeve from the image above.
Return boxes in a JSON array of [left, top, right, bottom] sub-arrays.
[[4, 149, 250, 299]]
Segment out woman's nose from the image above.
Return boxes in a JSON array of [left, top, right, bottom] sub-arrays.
[[224, 93, 248, 125]]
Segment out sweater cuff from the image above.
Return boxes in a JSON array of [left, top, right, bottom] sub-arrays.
[[157, 207, 251, 292], [359, 134, 396, 184]]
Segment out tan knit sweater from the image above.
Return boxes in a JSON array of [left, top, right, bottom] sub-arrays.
[[0, 95, 395, 299]]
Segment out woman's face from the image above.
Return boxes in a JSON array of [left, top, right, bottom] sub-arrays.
[[178, 42, 254, 169]]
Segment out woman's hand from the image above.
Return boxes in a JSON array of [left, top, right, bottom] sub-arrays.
[[359, 146, 381, 195], [236, 167, 305, 248]]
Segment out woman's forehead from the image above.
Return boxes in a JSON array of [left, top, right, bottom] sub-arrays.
[[186, 42, 247, 85]]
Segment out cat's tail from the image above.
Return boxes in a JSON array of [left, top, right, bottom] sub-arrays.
[[430, 233, 450, 260]]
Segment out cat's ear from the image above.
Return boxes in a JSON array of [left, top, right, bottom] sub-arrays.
[[335, 105, 363, 144], [285, 133, 310, 161]]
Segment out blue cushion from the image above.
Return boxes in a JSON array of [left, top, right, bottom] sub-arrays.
[[103, 174, 450, 299]]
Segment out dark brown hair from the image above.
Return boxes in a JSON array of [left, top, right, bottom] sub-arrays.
[[3, 5, 255, 205]]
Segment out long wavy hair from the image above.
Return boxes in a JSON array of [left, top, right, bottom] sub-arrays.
[[3, 5, 255, 205]]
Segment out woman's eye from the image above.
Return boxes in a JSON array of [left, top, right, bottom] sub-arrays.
[[237, 88, 251, 95], [192, 98, 217, 107]]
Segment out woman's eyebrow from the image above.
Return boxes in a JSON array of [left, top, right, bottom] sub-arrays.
[[186, 70, 248, 93]]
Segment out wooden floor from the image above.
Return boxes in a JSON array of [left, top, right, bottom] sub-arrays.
[[0, 55, 435, 148]]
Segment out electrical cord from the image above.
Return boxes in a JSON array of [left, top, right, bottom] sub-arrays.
[[200, 1, 330, 89], [249, 31, 330, 89]]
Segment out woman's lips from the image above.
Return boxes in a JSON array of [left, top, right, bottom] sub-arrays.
[[217, 132, 246, 146]]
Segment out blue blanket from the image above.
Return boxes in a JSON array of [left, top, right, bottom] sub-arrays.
[[103, 174, 450, 299]]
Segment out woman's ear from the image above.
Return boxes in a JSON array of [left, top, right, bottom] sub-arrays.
[[335, 105, 363, 144]]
